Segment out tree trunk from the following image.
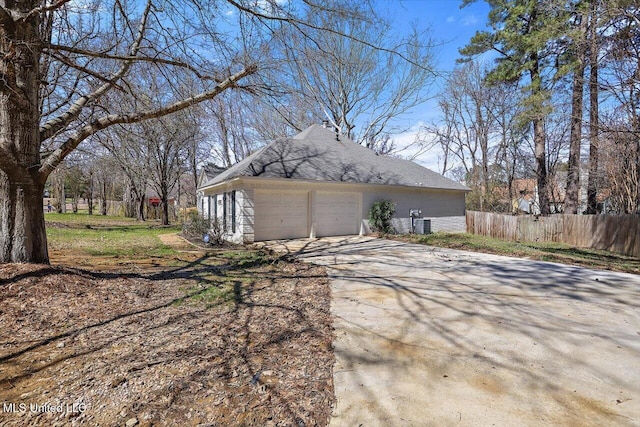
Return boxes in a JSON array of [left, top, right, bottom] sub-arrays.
[[161, 199, 170, 226], [123, 183, 136, 218], [138, 195, 146, 221], [0, 170, 49, 263], [565, 31, 586, 215], [53, 171, 66, 213], [0, 4, 50, 263], [585, 0, 600, 214], [636, 133, 640, 214], [530, 59, 550, 215], [87, 171, 94, 215], [161, 182, 170, 225], [101, 181, 107, 215]]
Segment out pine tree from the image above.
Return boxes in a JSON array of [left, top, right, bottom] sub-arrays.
[[460, 0, 567, 215]]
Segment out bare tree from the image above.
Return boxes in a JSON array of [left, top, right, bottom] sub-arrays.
[[277, 8, 436, 153], [50, 166, 67, 214], [599, 117, 639, 214], [427, 62, 510, 211], [202, 93, 258, 167], [600, 0, 640, 214], [0, 0, 385, 263], [65, 161, 86, 213], [145, 114, 197, 225], [98, 127, 150, 221]]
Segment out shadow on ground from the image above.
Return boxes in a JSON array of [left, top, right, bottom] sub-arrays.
[[263, 236, 640, 426], [0, 250, 334, 426]]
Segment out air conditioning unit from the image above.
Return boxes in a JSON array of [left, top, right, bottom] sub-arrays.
[[412, 218, 431, 234]]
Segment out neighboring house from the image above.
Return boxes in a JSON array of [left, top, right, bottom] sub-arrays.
[[197, 124, 470, 243]]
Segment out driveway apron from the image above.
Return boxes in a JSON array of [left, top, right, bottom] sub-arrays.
[[264, 237, 640, 426]]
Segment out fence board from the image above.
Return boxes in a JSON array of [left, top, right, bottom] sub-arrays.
[[466, 211, 640, 258]]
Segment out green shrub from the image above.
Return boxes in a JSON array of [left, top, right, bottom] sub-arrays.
[[369, 199, 396, 234], [182, 211, 224, 245]]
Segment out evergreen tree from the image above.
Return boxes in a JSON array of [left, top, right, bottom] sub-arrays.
[[460, 0, 567, 215]]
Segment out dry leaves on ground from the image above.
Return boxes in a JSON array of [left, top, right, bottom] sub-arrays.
[[0, 254, 334, 426]]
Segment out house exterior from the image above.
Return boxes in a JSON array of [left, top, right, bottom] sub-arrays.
[[197, 124, 469, 243]]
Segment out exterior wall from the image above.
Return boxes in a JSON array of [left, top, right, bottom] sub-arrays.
[[200, 178, 468, 242], [241, 188, 255, 243], [430, 216, 467, 232], [201, 187, 247, 244], [361, 187, 467, 234]]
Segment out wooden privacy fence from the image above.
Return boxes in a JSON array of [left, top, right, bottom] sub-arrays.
[[466, 211, 640, 258]]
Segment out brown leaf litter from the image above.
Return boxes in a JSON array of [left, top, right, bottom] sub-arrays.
[[0, 255, 334, 426]]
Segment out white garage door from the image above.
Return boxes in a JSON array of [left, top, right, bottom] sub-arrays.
[[254, 190, 309, 241], [316, 192, 359, 237]]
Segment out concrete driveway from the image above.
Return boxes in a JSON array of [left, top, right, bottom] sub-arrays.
[[264, 237, 640, 426]]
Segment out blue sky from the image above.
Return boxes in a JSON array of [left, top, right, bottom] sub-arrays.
[[377, 0, 491, 172]]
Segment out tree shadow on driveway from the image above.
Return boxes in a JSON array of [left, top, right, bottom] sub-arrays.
[[265, 236, 640, 426]]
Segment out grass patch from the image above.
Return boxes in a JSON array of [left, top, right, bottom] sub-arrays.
[[222, 250, 274, 268], [398, 232, 640, 275], [174, 281, 237, 309], [46, 213, 180, 259], [44, 213, 283, 307]]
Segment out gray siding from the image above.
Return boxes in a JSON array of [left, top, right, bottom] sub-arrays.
[[361, 187, 466, 233]]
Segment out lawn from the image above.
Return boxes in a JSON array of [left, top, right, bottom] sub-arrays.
[[1, 214, 334, 426], [396, 232, 640, 275], [46, 213, 180, 258]]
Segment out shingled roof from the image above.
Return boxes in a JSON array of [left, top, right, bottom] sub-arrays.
[[200, 124, 469, 191]]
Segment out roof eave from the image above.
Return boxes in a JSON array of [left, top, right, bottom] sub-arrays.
[[200, 175, 469, 193]]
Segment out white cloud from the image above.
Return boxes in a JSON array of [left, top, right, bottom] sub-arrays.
[[461, 15, 479, 26], [446, 16, 456, 23], [389, 122, 444, 173]]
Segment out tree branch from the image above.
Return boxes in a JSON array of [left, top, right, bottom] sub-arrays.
[[38, 64, 257, 179], [46, 44, 222, 81], [224, 0, 435, 73], [23, 0, 72, 22], [39, 0, 152, 142]]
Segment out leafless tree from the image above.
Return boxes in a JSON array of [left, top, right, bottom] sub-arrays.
[[427, 61, 514, 211], [599, 117, 639, 214], [202, 93, 258, 167], [0, 0, 385, 263], [98, 127, 150, 221], [599, 0, 640, 214], [146, 113, 197, 225], [277, 7, 436, 153]]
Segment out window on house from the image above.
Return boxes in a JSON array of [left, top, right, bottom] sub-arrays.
[[213, 195, 218, 221], [207, 196, 211, 220]]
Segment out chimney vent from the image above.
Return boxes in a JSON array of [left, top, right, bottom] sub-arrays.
[[321, 120, 329, 129]]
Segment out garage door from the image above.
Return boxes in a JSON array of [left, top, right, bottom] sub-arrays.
[[254, 190, 309, 241], [316, 192, 359, 237]]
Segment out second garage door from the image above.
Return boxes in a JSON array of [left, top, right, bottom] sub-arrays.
[[254, 190, 309, 241], [315, 192, 360, 237]]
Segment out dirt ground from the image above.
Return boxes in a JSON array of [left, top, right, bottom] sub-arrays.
[[0, 237, 334, 426]]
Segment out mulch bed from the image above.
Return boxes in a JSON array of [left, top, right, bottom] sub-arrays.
[[0, 258, 334, 426]]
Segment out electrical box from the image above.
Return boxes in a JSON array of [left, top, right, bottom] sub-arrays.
[[412, 218, 431, 234]]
